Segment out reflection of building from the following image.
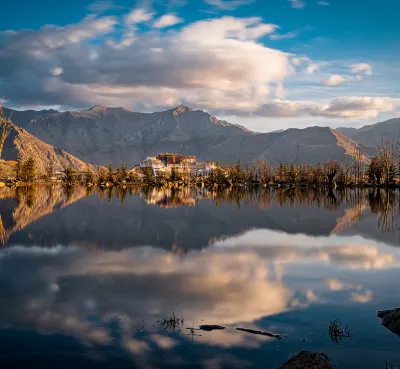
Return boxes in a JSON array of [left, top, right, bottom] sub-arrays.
[[139, 153, 215, 176]]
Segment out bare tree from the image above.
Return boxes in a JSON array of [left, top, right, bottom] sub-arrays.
[[324, 160, 341, 187]]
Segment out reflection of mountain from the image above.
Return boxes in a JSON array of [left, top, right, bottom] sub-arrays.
[[0, 186, 86, 246], [330, 203, 368, 235], [3, 186, 400, 249]]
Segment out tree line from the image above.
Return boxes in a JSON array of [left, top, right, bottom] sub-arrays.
[[4, 140, 400, 188]]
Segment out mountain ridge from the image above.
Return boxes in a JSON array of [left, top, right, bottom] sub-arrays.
[[4, 104, 397, 166]]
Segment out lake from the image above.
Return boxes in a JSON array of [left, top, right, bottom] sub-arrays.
[[0, 185, 399, 368]]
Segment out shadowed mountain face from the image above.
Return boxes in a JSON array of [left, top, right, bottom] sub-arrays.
[[6, 105, 370, 166], [337, 118, 400, 150], [1, 122, 95, 172]]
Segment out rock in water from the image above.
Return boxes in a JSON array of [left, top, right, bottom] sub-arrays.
[[278, 351, 332, 369], [198, 325, 226, 331], [377, 308, 400, 336]]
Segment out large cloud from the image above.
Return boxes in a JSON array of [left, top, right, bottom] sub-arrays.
[[0, 11, 292, 112], [0, 8, 396, 122]]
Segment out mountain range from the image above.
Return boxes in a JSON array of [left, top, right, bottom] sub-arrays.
[[4, 105, 400, 169]]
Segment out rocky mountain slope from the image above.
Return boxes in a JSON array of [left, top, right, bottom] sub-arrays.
[[5, 104, 390, 166], [337, 118, 400, 150], [1, 122, 94, 172]]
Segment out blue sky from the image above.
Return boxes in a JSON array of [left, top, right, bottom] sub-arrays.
[[0, 0, 399, 131]]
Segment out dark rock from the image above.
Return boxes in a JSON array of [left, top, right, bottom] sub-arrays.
[[236, 327, 285, 339], [377, 308, 400, 336], [198, 325, 226, 331], [278, 351, 332, 369]]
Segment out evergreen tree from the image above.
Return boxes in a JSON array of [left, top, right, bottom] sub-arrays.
[[121, 163, 128, 181], [116, 165, 122, 182], [14, 159, 22, 181], [63, 164, 75, 184], [47, 161, 55, 180], [107, 162, 114, 182], [23, 157, 36, 183], [143, 167, 153, 182], [85, 170, 94, 185], [288, 163, 298, 185]]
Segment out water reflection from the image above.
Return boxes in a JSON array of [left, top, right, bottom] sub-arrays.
[[1, 186, 400, 367], [1, 186, 400, 248]]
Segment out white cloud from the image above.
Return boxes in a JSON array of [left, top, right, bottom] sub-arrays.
[[204, 0, 255, 10], [275, 83, 286, 99], [269, 32, 297, 40], [306, 63, 321, 74], [0, 14, 291, 113], [153, 13, 183, 29], [317, 1, 330, 5], [288, 0, 306, 9], [125, 8, 155, 25], [51, 67, 64, 76], [350, 63, 373, 76], [322, 74, 346, 86], [310, 97, 395, 119]]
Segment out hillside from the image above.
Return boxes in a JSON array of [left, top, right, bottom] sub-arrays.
[[1, 122, 94, 173], [199, 126, 369, 165], [337, 118, 400, 150], [5, 104, 392, 166]]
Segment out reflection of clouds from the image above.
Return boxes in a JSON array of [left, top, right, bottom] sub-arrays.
[[213, 229, 400, 270], [0, 229, 393, 354], [0, 245, 295, 350], [322, 278, 349, 291], [351, 290, 373, 303]]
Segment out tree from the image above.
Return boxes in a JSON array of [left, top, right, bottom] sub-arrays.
[[0, 102, 11, 159], [121, 163, 128, 181], [23, 157, 36, 183], [288, 163, 298, 185], [63, 164, 75, 184], [14, 159, 22, 181], [85, 170, 94, 185], [276, 163, 288, 182], [143, 166, 153, 182], [97, 167, 107, 183], [254, 160, 272, 184], [47, 161, 55, 180], [324, 161, 340, 187], [368, 157, 383, 185], [170, 166, 180, 182], [312, 162, 324, 185], [107, 162, 114, 182], [116, 165, 122, 182]]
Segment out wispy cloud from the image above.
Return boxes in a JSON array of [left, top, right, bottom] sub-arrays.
[[350, 63, 373, 76], [153, 13, 183, 28], [204, 0, 255, 10], [125, 8, 155, 25], [269, 31, 297, 40], [322, 74, 346, 86], [317, 1, 330, 5], [288, 0, 306, 9]]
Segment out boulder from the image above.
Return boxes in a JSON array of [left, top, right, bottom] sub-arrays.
[[377, 308, 400, 336], [278, 351, 332, 369]]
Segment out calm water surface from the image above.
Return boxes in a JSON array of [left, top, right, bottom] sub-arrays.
[[0, 185, 399, 368]]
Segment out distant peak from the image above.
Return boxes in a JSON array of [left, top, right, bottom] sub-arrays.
[[88, 105, 108, 112], [172, 104, 193, 116]]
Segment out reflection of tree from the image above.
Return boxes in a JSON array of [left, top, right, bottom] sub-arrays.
[[368, 189, 397, 234], [0, 216, 8, 247]]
